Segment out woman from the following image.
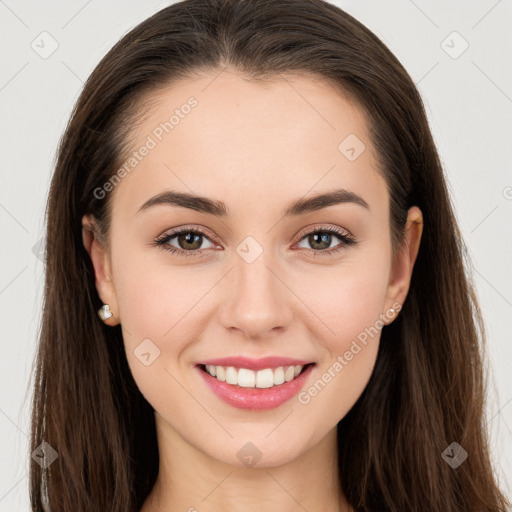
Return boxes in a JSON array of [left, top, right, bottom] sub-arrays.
[[29, 0, 511, 510]]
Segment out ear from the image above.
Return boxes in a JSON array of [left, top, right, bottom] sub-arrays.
[[383, 206, 423, 324], [81, 214, 120, 326]]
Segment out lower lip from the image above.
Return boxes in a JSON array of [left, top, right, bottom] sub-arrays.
[[196, 364, 315, 411]]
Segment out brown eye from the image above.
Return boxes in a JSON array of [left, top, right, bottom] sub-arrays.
[[175, 232, 204, 250], [295, 226, 357, 257], [155, 227, 217, 257], [305, 232, 335, 250]]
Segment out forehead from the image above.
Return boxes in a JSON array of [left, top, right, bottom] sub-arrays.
[[111, 70, 388, 222]]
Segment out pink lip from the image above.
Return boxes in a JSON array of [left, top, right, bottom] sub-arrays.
[[195, 363, 315, 411], [195, 356, 313, 371]]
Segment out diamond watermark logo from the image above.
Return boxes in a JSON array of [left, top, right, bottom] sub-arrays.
[[236, 442, 263, 467], [32, 441, 58, 468], [441, 442, 468, 469], [236, 236, 264, 264], [31, 31, 59, 59], [338, 134, 366, 161], [134, 338, 161, 366], [441, 31, 469, 59], [32, 237, 46, 262]]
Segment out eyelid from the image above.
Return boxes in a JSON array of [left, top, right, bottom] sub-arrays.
[[292, 225, 357, 256], [154, 223, 357, 257], [293, 223, 353, 241], [155, 225, 217, 242]]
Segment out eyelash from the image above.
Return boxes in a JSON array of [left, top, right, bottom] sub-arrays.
[[153, 225, 357, 258]]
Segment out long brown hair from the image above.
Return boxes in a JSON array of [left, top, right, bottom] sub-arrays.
[[29, 0, 510, 510]]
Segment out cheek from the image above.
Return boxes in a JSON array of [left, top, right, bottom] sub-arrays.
[[112, 244, 204, 344], [294, 285, 386, 426], [114, 262, 192, 409], [111, 249, 215, 400], [293, 252, 390, 349], [291, 250, 389, 413]]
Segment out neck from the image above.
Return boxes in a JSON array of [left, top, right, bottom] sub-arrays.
[[140, 414, 352, 512]]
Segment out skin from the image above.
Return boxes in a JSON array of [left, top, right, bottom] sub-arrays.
[[82, 69, 423, 512]]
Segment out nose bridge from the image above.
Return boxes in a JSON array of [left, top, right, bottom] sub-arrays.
[[219, 233, 293, 337]]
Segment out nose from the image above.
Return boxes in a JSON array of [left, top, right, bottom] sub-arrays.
[[218, 244, 294, 340]]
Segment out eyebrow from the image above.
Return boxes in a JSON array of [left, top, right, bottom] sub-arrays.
[[137, 188, 370, 217]]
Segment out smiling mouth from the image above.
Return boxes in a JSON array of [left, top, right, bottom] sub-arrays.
[[197, 363, 315, 389]]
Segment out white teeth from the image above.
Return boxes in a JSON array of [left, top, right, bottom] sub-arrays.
[[284, 366, 295, 382], [255, 368, 273, 388], [204, 364, 306, 388], [273, 367, 285, 385], [215, 366, 226, 381], [225, 366, 238, 385], [238, 368, 256, 388]]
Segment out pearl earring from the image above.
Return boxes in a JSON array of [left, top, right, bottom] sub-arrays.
[[385, 307, 397, 325], [98, 304, 113, 321]]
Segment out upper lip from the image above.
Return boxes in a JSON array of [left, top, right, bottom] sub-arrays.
[[196, 356, 314, 371]]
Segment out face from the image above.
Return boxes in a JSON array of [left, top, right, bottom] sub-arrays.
[[83, 69, 422, 468]]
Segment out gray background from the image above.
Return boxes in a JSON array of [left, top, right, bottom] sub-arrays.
[[1, 0, 511, 509]]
